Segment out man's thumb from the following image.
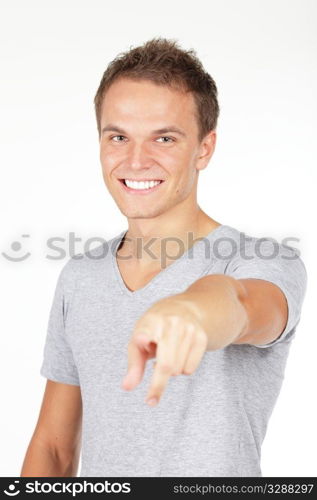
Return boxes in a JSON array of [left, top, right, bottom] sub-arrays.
[[121, 339, 148, 390]]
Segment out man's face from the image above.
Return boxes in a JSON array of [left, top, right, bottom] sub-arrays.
[[99, 77, 214, 219]]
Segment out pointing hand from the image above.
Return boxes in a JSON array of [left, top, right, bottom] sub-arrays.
[[121, 295, 208, 406]]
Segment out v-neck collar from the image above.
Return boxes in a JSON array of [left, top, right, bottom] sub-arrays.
[[111, 224, 230, 297]]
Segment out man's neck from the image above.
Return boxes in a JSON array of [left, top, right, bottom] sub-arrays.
[[117, 210, 221, 268]]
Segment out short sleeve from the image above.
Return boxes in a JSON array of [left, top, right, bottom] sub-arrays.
[[225, 236, 308, 348], [40, 260, 80, 385]]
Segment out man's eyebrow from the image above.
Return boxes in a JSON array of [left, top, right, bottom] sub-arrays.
[[101, 124, 187, 137]]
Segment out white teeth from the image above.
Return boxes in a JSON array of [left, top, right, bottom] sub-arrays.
[[124, 179, 161, 189]]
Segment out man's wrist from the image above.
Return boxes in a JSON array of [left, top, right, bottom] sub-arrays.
[[180, 275, 249, 350]]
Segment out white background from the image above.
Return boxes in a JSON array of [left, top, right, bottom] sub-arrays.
[[0, 0, 316, 477]]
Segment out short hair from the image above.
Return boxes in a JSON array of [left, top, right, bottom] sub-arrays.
[[94, 37, 220, 142]]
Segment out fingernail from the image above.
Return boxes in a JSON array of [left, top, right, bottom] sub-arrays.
[[146, 397, 158, 406]]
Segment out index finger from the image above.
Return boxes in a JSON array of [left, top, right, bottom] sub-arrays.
[[145, 326, 180, 406]]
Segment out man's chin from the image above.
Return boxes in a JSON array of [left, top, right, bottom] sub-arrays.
[[118, 207, 163, 219], [120, 212, 158, 219]]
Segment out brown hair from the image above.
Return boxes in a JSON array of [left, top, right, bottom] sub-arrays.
[[94, 37, 220, 142]]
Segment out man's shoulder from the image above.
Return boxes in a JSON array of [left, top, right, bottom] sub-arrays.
[[59, 232, 123, 286], [211, 223, 303, 267]]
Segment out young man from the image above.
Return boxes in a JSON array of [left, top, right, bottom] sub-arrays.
[[21, 38, 307, 477]]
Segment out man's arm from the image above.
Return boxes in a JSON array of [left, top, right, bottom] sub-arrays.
[[181, 273, 288, 349], [121, 273, 289, 405], [20, 380, 82, 477]]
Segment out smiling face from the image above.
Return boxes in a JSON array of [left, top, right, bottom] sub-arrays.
[[99, 77, 215, 219]]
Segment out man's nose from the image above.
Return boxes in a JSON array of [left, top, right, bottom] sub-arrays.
[[127, 142, 152, 170]]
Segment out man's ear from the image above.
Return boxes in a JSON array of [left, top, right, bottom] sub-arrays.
[[196, 130, 217, 171]]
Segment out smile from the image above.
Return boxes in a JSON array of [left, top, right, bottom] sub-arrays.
[[119, 179, 164, 194]]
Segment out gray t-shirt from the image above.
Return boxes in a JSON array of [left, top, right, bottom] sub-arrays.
[[40, 224, 307, 477]]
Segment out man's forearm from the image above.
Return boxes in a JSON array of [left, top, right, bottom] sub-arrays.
[[122, 273, 250, 404], [177, 274, 249, 351], [20, 437, 79, 477]]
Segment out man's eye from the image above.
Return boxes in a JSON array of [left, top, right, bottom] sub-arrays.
[[156, 136, 174, 143], [111, 135, 126, 142], [109, 135, 174, 143]]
